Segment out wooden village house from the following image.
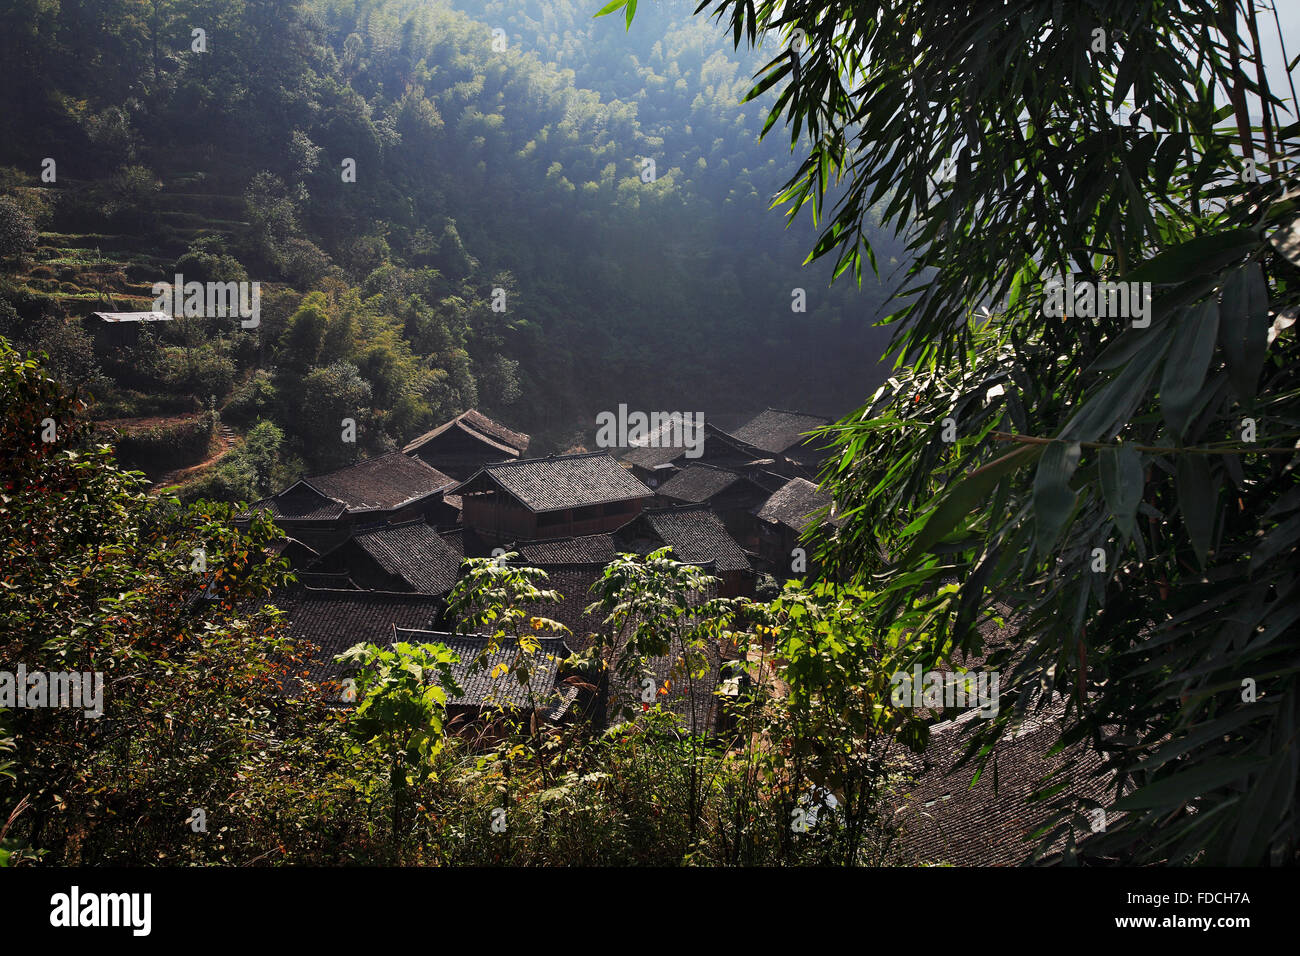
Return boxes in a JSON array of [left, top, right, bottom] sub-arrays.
[[311, 519, 463, 597], [751, 476, 841, 576], [653, 462, 775, 545], [240, 452, 458, 552], [615, 504, 756, 598], [453, 451, 654, 545], [89, 310, 173, 351], [403, 408, 530, 480], [729, 408, 832, 479]]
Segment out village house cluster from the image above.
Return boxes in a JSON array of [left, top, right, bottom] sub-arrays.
[[231, 406, 1114, 864], [233, 407, 838, 723]]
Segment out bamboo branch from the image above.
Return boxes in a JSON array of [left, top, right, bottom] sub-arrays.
[[1223, 0, 1257, 161], [1245, 0, 1277, 165], [990, 430, 1298, 455]]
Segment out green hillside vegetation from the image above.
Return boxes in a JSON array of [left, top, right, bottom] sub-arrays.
[[0, 0, 902, 492]]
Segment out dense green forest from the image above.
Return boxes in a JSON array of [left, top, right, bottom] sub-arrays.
[[0, 0, 902, 492]]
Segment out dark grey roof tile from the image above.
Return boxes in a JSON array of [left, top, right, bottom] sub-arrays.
[[455, 452, 653, 512]]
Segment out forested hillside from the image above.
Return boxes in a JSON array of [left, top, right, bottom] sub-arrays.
[[0, 0, 902, 493]]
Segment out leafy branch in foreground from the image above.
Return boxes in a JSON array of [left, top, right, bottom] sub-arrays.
[[607, 0, 1300, 863]]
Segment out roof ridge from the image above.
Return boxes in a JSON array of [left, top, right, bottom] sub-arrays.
[[485, 449, 611, 468], [760, 406, 832, 420], [395, 627, 570, 645], [352, 517, 440, 536], [290, 479, 349, 508], [298, 449, 427, 483], [296, 587, 444, 600], [403, 408, 528, 456], [675, 461, 740, 473], [509, 530, 615, 544], [453, 450, 651, 512], [643, 501, 713, 514], [458, 408, 528, 437]]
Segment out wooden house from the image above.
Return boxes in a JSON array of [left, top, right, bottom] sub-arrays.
[[751, 476, 841, 576], [730, 408, 832, 479], [89, 311, 173, 350], [686, 422, 771, 472], [616, 505, 756, 597], [622, 421, 769, 484], [617, 415, 705, 486], [497, 565, 732, 734], [393, 628, 581, 727], [453, 452, 654, 545], [241, 452, 457, 552], [269, 587, 445, 688], [265, 536, 320, 570], [505, 533, 618, 566], [403, 409, 530, 480], [313, 519, 463, 597], [654, 462, 773, 543]]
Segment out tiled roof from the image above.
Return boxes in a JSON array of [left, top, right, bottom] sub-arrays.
[[248, 484, 346, 522], [731, 408, 830, 456], [515, 567, 610, 653], [622, 443, 685, 470], [889, 697, 1115, 866], [266, 536, 320, 565], [622, 633, 728, 735], [439, 527, 464, 559], [269, 588, 444, 683], [404, 409, 530, 457], [755, 477, 838, 530], [306, 452, 456, 512], [626, 506, 752, 572], [293, 571, 357, 589], [348, 520, 463, 594], [447, 566, 730, 732], [92, 311, 172, 323], [394, 628, 573, 716], [454, 452, 653, 513], [619, 416, 705, 469], [460, 409, 530, 453], [510, 534, 618, 565], [603, 576, 729, 734], [655, 463, 745, 503], [750, 468, 791, 493]]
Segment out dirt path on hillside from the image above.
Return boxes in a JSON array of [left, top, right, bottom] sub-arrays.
[[149, 423, 239, 493]]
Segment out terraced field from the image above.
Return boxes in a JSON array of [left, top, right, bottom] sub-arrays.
[[15, 180, 250, 314], [15, 176, 254, 487]]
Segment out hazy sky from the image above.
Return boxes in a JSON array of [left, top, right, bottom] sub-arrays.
[[1248, 1, 1299, 120]]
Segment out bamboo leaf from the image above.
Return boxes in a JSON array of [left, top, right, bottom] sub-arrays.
[[1176, 453, 1217, 568], [1100, 443, 1144, 543], [1122, 229, 1258, 284], [1160, 299, 1221, 439], [902, 444, 1043, 562], [1033, 440, 1081, 555], [1219, 261, 1271, 403], [1113, 758, 1270, 811]]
